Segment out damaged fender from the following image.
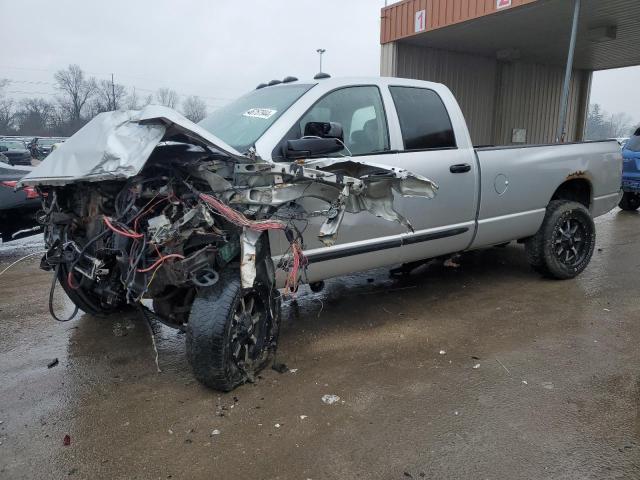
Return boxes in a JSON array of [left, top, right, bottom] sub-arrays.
[[20, 106, 438, 289]]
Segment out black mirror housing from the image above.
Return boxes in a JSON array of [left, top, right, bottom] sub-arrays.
[[303, 121, 344, 141], [285, 137, 344, 159], [0, 146, 7, 152]]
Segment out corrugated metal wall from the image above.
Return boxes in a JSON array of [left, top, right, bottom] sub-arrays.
[[383, 43, 591, 145], [380, 43, 398, 77], [493, 62, 591, 144], [381, 0, 538, 44], [392, 43, 498, 145]]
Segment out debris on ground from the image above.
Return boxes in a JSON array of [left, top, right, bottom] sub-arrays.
[[272, 363, 289, 374], [47, 358, 59, 369], [210, 429, 220, 436], [443, 255, 462, 268], [439, 350, 446, 355], [321, 394, 340, 405], [274, 423, 281, 428], [63, 434, 71, 446], [522, 380, 528, 385], [473, 364, 480, 369], [299, 415, 307, 420]]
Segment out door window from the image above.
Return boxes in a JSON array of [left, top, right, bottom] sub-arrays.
[[389, 86, 456, 150], [297, 86, 390, 156]]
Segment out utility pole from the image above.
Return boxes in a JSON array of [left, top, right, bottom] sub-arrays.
[[316, 49, 326, 73], [557, 0, 581, 142], [111, 73, 116, 111]]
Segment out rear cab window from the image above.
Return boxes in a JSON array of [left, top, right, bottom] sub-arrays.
[[389, 86, 456, 151]]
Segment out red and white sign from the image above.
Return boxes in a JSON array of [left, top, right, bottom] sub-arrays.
[[415, 9, 426, 33], [496, 0, 512, 9]]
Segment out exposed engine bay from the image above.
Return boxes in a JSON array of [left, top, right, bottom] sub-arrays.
[[21, 106, 437, 390]]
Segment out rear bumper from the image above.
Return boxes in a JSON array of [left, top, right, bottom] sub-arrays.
[[622, 176, 640, 193]]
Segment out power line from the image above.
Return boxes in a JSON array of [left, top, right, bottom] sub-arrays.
[[0, 67, 236, 103], [2, 78, 232, 107]]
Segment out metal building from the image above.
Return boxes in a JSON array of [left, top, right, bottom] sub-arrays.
[[380, 0, 640, 146]]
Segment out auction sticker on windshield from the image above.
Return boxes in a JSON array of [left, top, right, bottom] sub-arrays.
[[243, 108, 277, 119]]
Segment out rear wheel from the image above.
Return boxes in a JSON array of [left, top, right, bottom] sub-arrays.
[[186, 269, 280, 391], [619, 192, 640, 211], [525, 200, 596, 279]]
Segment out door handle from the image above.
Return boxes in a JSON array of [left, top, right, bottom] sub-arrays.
[[450, 163, 471, 174]]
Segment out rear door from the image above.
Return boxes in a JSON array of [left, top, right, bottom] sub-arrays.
[[374, 85, 479, 263]]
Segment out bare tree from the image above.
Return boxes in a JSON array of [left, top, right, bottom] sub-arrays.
[[15, 98, 55, 136], [54, 64, 97, 124], [93, 78, 127, 113], [125, 88, 153, 110], [0, 79, 16, 134], [608, 112, 633, 138], [155, 88, 179, 109], [182, 95, 207, 122]]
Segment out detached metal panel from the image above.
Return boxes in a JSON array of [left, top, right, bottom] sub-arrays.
[[393, 44, 498, 146], [381, 0, 539, 44]]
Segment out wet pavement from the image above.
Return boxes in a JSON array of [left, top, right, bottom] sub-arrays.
[[0, 209, 639, 480]]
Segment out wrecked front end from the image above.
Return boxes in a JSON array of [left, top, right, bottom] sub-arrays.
[[22, 106, 437, 390]]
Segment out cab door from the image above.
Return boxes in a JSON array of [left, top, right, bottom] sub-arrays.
[[271, 84, 478, 283], [371, 85, 479, 266]]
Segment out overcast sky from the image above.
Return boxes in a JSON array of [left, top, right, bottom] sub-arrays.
[[0, 0, 637, 124]]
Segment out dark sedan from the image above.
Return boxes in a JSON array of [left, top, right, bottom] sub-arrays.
[[0, 140, 32, 166], [0, 164, 42, 242]]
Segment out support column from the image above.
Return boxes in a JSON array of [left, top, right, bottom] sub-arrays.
[[557, 0, 581, 142]]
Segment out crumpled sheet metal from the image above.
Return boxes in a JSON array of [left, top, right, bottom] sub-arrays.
[[16, 105, 439, 289], [18, 105, 243, 187]]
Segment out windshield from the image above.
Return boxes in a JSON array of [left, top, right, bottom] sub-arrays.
[[198, 84, 314, 153], [0, 141, 25, 150]]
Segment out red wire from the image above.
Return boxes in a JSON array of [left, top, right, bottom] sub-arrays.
[[136, 254, 185, 273], [103, 216, 143, 239], [133, 196, 170, 231]]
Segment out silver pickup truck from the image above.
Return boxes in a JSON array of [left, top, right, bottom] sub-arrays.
[[21, 76, 622, 391]]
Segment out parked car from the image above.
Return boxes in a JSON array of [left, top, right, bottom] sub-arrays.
[[619, 128, 640, 210], [20, 76, 622, 391], [0, 139, 32, 166], [0, 164, 42, 242], [29, 137, 66, 159]]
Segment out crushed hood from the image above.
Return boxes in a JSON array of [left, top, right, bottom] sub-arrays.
[[19, 105, 246, 187]]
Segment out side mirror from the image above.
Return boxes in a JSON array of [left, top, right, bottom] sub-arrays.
[[285, 137, 344, 159], [303, 121, 344, 141], [0, 146, 7, 152]]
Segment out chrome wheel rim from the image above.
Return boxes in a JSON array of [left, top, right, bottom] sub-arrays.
[[553, 218, 587, 267]]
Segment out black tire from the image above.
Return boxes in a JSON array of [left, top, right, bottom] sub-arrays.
[[186, 269, 280, 391], [619, 192, 640, 211], [525, 200, 596, 279], [57, 263, 127, 316]]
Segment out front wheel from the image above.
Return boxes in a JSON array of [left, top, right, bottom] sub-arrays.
[[186, 269, 280, 391], [619, 192, 640, 211], [525, 200, 596, 279]]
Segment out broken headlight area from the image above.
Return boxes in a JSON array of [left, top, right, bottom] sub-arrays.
[[38, 162, 301, 327]]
